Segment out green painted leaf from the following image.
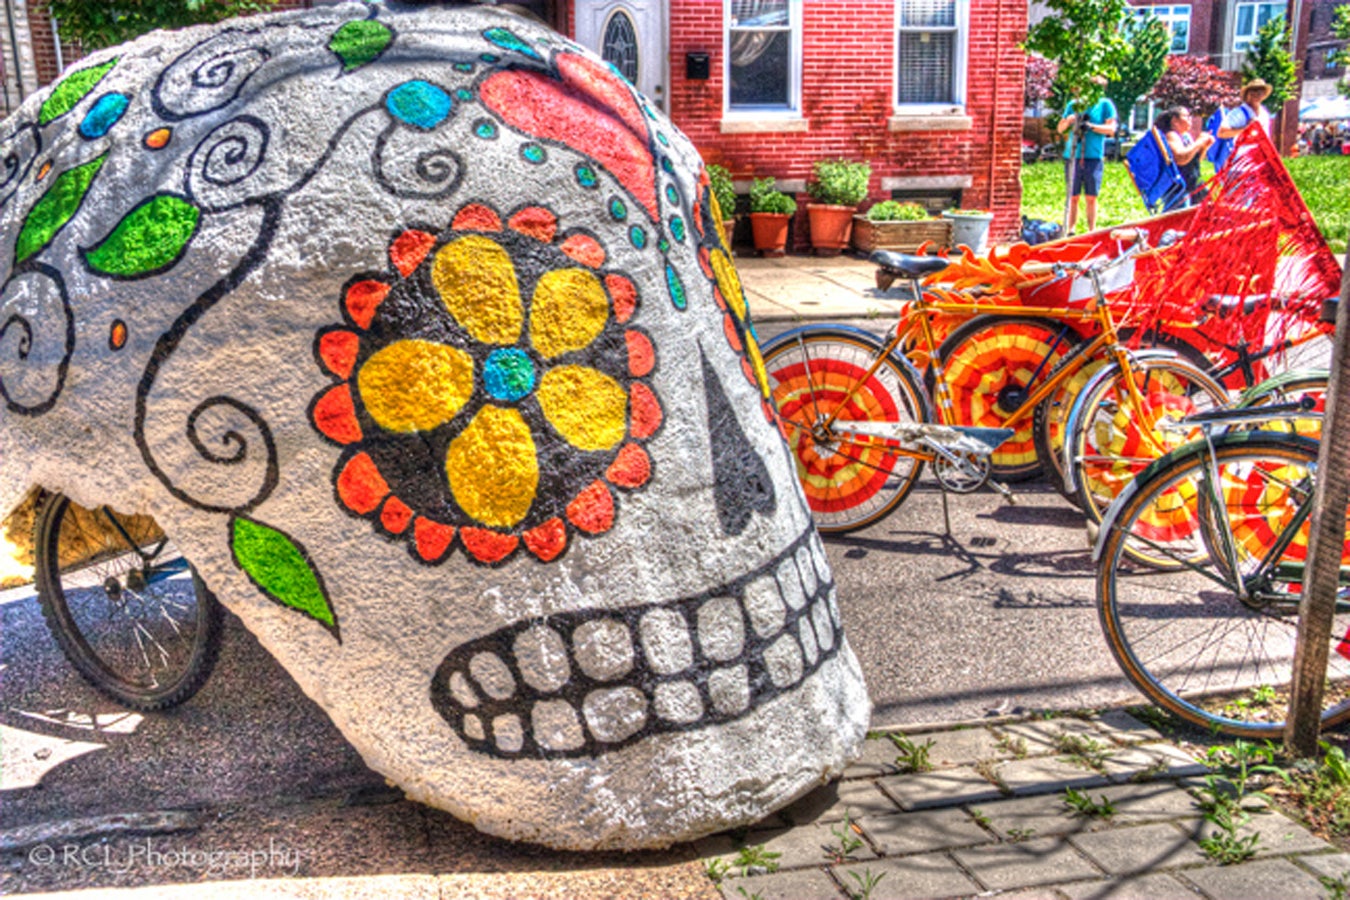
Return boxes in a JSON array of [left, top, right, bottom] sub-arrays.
[[15, 155, 107, 264], [329, 20, 392, 72], [83, 194, 201, 277], [231, 516, 338, 636], [40, 59, 118, 125]]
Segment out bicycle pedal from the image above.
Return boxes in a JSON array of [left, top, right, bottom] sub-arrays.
[[991, 481, 1016, 504], [1085, 519, 1100, 548]]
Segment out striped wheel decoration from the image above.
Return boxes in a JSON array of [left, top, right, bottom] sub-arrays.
[[1221, 459, 1312, 566], [771, 355, 902, 516]]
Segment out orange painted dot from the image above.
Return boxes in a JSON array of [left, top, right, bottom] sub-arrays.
[[380, 496, 413, 534], [560, 233, 606, 268], [566, 480, 614, 534], [36, 161, 51, 181], [345, 280, 390, 329], [144, 128, 172, 150], [629, 382, 663, 439], [523, 517, 567, 562], [318, 329, 360, 379], [336, 452, 388, 515], [452, 203, 503, 232], [461, 527, 520, 564], [390, 230, 436, 277], [313, 384, 363, 445], [697, 248, 715, 280], [722, 314, 743, 352], [606, 274, 638, 323], [606, 443, 651, 489], [508, 206, 558, 243], [625, 329, 655, 377], [413, 517, 456, 562], [109, 320, 128, 351]]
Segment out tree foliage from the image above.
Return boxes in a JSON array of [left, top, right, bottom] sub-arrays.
[[1023, 0, 1132, 108], [1334, 5, 1350, 98], [1106, 15, 1170, 123], [1024, 56, 1059, 108], [39, 0, 278, 51], [1241, 14, 1297, 112], [1149, 54, 1240, 118]]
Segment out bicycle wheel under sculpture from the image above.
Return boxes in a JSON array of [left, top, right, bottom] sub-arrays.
[[938, 316, 1082, 482], [763, 330, 931, 533], [1097, 435, 1350, 736]]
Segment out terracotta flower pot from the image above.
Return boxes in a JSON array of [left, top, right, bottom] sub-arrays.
[[806, 203, 855, 256], [749, 212, 790, 257], [722, 218, 736, 251]]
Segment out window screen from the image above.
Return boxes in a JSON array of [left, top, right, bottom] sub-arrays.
[[729, 0, 793, 109], [897, 0, 957, 104]]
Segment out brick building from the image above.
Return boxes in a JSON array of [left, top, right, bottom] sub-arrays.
[[2, 0, 1027, 245]]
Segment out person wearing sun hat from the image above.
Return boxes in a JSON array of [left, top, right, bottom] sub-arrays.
[[1218, 77, 1273, 139], [1056, 73, 1117, 234]]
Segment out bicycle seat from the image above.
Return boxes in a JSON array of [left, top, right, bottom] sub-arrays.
[[869, 250, 949, 279]]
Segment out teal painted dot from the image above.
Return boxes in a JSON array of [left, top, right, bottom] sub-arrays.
[[483, 348, 536, 402], [78, 93, 129, 139], [484, 27, 542, 60], [630, 226, 647, 249], [455, 88, 473, 102], [521, 143, 546, 164], [670, 216, 686, 242], [575, 164, 598, 188], [454, 62, 475, 73], [474, 119, 498, 139], [658, 238, 671, 253], [643, 105, 657, 120], [660, 156, 674, 173], [665, 184, 679, 204], [609, 198, 628, 221], [386, 81, 452, 130], [666, 264, 687, 310], [657, 131, 670, 147], [481, 53, 500, 63]]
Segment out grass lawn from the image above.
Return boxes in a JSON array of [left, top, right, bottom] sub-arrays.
[[1020, 155, 1350, 254]]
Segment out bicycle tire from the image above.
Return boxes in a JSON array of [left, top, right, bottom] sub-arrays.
[[1232, 370, 1328, 441], [34, 493, 223, 710], [1031, 351, 1110, 506], [1067, 355, 1227, 525], [1096, 432, 1350, 737], [762, 328, 932, 533], [938, 315, 1084, 482]]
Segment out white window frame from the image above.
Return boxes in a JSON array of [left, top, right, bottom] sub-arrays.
[[1233, 1, 1284, 52], [1133, 4, 1191, 53], [893, 0, 969, 115], [723, 0, 803, 119]]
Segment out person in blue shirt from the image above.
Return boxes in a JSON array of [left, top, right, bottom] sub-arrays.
[[1056, 74, 1118, 234]]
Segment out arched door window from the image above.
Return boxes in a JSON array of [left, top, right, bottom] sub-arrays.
[[602, 10, 640, 85]]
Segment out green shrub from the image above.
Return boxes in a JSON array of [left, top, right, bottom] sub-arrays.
[[866, 200, 930, 221], [749, 177, 797, 215], [807, 158, 871, 206], [707, 164, 737, 221]]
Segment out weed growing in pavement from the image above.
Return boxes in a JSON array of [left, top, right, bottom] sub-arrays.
[[969, 807, 991, 828], [1063, 787, 1116, 819], [1191, 740, 1282, 865], [1126, 704, 1178, 733], [888, 734, 937, 773], [1005, 827, 1036, 842], [827, 812, 865, 863], [732, 844, 781, 876], [1130, 757, 1170, 783], [1281, 741, 1350, 839], [995, 732, 1028, 759], [735, 888, 764, 900], [845, 867, 886, 900], [1322, 871, 1350, 900], [973, 758, 1011, 793], [1054, 733, 1112, 771], [1197, 801, 1260, 864], [1200, 740, 1287, 803], [1222, 684, 1279, 720], [703, 857, 731, 884]]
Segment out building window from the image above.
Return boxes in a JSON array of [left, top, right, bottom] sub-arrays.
[[726, 0, 800, 113], [602, 10, 639, 85], [1327, 47, 1344, 71], [1133, 4, 1191, 53], [895, 0, 967, 110], [1234, 1, 1284, 51]]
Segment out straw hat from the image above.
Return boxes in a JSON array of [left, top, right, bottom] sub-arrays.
[[1242, 78, 1273, 101]]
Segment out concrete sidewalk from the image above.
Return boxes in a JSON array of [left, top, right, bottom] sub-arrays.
[[737, 254, 893, 322]]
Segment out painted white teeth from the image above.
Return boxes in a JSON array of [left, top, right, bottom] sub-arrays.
[[532, 700, 585, 752], [794, 545, 817, 596], [697, 596, 744, 662], [639, 608, 694, 675], [743, 574, 786, 637], [708, 664, 750, 715], [469, 651, 515, 700], [572, 618, 634, 681], [798, 615, 819, 665], [764, 634, 804, 688], [583, 687, 648, 742], [448, 671, 479, 709], [493, 714, 524, 753], [513, 625, 571, 693], [462, 713, 485, 741], [775, 558, 806, 610], [813, 602, 835, 652], [653, 680, 703, 723], [827, 586, 841, 628]]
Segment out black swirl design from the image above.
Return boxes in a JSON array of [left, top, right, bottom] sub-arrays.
[[185, 116, 271, 212], [0, 264, 75, 416], [152, 46, 271, 122], [0, 123, 40, 209], [371, 125, 465, 200]]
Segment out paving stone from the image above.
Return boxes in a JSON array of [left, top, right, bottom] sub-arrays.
[[856, 807, 995, 855], [1188, 809, 1335, 856], [1096, 781, 1200, 824], [991, 890, 1072, 900], [737, 822, 877, 871], [844, 736, 903, 779], [973, 791, 1110, 839], [833, 855, 980, 900], [898, 727, 1010, 768], [1295, 851, 1350, 881], [720, 867, 843, 900], [1179, 857, 1329, 899], [995, 755, 1113, 796], [1070, 821, 1208, 874], [1058, 873, 1201, 899], [877, 766, 1006, 810], [780, 780, 901, 825], [952, 836, 1103, 891], [1102, 743, 1206, 782], [996, 718, 1108, 754], [1090, 709, 1165, 744]]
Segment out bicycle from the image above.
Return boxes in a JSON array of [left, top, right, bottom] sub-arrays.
[[33, 492, 222, 710], [1093, 403, 1350, 736], [761, 232, 1226, 533]]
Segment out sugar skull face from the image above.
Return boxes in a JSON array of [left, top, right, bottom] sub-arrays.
[[0, 3, 868, 849]]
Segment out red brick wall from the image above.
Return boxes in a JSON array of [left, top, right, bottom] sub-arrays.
[[1128, 0, 1215, 61]]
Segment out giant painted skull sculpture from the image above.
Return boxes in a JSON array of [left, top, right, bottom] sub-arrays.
[[0, 2, 869, 849]]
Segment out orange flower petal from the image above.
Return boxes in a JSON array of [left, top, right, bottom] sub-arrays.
[[560, 233, 606, 268], [461, 527, 520, 564], [313, 384, 363, 445], [722, 314, 743, 352], [523, 518, 567, 562], [391, 230, 436, 277], [606, 274, 637, 323], [566, 480, 614, 534], [606, 443, 650, 489], [346, 280, 390, 330], [698, 248, 715, 280], [452, 203, 503, 232], [508, 206, 558, 243], [318, 329, 360, 379], [381, 496, 413, 534], [414, 517, 456, 562], [629, 382, 663, 439], [625, 329, 655, 377], [337, 452, 388, 515]]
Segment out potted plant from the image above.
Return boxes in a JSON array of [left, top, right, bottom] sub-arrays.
[[851, 200, 952, 253], [805, 158, 871, 255], [748, 177, 797, 257], [941, 208, 995, 255], [707, 164, 738, 249]]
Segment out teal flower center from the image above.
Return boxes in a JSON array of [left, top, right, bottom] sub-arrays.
[[483, 348, 536, 402]]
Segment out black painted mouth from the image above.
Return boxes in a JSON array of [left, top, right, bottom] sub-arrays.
[[429, 526, 840, 759]]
